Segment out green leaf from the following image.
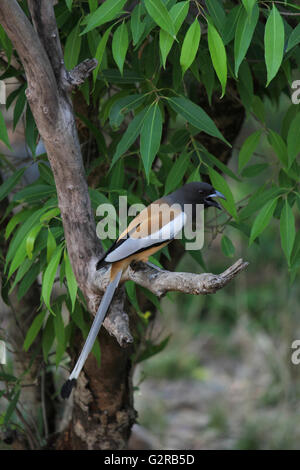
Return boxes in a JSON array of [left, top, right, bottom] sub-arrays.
[[234, 3, 259, 76], [100, 68, 144, 84], [0, 25, 12, 65], [93, 25, 114, 83], [198, 49, 215, 105], [140, 103, 163, 180], [167, 96, 230, 146], [287, 112, 300, 168], [65, 0, 73, 11], [111, 107, 148, 168], [0, 372, 17, 383], [4, 387, 21, 426], [41, 245, 63, 312], [241, 0, 256, 16], [203, 150, 240, 182], [239, 186, 284, 220], [42, 315, 55, 362], [237, 59, 254, 111], [38, 162, 55, 185], [206, 0, 226, 36], [139, 286, 162, 312], [207, 17, 227, 97], [221, 235, 235, 257], [18, 262, 42, 301], [13, 84, 26, 131], [251, 95, 265, 124], [125, 281, 141, 314], [87, 28, 101, 57], [164, 153, 190, 195], [23, 310, 46, 351], [144, 0, 175, 37], [26, 224, 42, 260], [64, 19, 81, 70], [208, 167, 237, 219], [280, 199, 296, 265], [5, 86, 22, 110], [7, 239, 27, 280], [81, 0, 126, 35], [264, 4, 284, 86], [112, 21, 129, 75], [9, 258, 33, 297], [223, 5, 241, 45], [131, 3, 145, 46], [249, 198, 277, 245], [64, 250, 78, 312], [13, 184, 56, 204], [135, 335, 171, 364], [180, 18, 201, 75], [187, 247, 206, 270], [109, 158, 124, 190], [5, 209, 34, 240], [25, 105, 37, 157], [286, 23, 300, 52], [88, 0, 98, 12], [281, 104, 299, 141], [291, 230, 300, 270], [109, 94, 146, 128], [47, 229, 57, 264], [0, 168, 25, 203], [238, 130, 262, 173], [159, 1, 189, 68], [0, 107, 11, 149], [241, 163, 268, 178], [6, 208, 48, 267], [40, 207, 60, 223], [268, 130, 288, 168]]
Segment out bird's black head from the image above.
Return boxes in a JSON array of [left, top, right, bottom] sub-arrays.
[[168, 182, 226, 210]]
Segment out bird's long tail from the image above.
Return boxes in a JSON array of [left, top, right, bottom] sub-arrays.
[[61, 269, 123, 399]]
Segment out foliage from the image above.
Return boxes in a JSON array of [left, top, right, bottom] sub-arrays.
[[0, 0, 299, 437]]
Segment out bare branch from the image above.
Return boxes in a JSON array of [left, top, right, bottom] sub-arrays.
[[27, 1, 97, 90], [27, 0, 65, 83], [123, 258, 249, 298], [0, 0, 59, 130], [65, 59, 98, 89], [91, 258, 249, 345]]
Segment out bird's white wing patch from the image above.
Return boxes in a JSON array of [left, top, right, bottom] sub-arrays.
[[105, 211, 186, 262]]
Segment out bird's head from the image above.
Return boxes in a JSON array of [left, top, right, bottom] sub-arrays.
[[169, 182, 226, 210]]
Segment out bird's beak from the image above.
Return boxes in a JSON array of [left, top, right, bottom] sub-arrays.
[[213, 190, 226, 200], [206, 190, 226, 210]]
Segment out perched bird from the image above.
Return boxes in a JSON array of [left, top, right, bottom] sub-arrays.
[[61, 182, 225, 398]]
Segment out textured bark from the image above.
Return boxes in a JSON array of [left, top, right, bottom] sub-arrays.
[[0, 0, 248, 450]]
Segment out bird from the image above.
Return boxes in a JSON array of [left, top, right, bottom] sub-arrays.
[[61, 181, 225, 398]]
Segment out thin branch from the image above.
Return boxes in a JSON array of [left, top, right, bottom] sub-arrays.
[[123, 259, 249, 298], [65, 59, 98, 89], [27, 0, 65, 84]]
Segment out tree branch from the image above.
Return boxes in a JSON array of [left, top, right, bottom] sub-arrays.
[[27, 0, 65, 84], [65, 59, 98, 89], [91, 258, 249, 344], [124, 258, 249, 297]]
